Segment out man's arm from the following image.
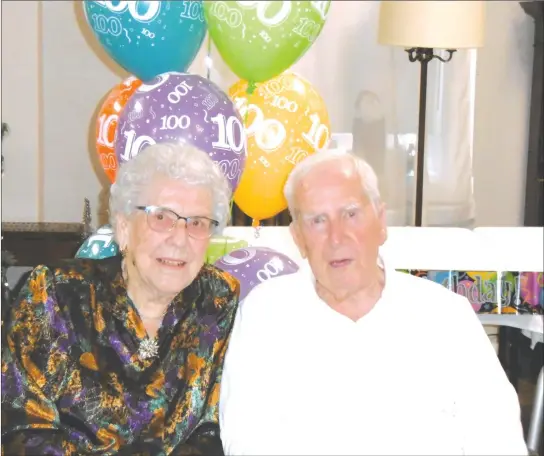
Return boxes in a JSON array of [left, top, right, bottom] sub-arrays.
[[451, 295, 528, 455], [1, 266, 87, 455], [219, 286, 281, 456]]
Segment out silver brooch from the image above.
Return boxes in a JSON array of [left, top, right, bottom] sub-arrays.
[[138, 337, 159, 360]]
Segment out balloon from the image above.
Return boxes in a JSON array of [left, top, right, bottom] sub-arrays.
[[115, 72, 247, 192], [229, 72, 330, 223], [214, 246, 299, 301], [96, 76, 142, 183], [83, 1, 207, 81], [76, 225, 119, 259], [204, 1, 331, 83]]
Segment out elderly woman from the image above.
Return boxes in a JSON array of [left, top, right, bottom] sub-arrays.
[[1, 143, 239, 455]]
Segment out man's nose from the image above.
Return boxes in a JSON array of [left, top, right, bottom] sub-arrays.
[[328, 219, 346, 245]]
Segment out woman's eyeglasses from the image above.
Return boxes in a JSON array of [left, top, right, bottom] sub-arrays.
[[135, 205, 219, 240]]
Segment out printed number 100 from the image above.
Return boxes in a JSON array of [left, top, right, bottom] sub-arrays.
[[302, 113, 329, 150], [212, 114, 245, 153], [179, 0, 205, 22]]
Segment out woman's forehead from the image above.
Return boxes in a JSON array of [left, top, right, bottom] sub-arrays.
[[141, 177, 212, 211]]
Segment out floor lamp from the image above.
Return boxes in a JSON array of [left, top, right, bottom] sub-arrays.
[[377, 1, 485, 226]]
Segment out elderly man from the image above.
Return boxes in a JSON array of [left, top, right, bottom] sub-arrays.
[[219, 150, 527, 455]]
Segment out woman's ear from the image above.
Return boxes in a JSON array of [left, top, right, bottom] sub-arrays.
[[115, 213, 130, 251]]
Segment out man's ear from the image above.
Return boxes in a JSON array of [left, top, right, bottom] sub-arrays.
[[115, 213, 130, 251], [377, 202, 388, 245], [289, 221, 307, 259]]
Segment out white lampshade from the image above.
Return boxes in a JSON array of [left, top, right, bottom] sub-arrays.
[[378, 1, 485, 49]]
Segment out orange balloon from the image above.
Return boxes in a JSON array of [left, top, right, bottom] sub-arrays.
[[95, 76, 142, 183], [229, 72, 330, 223]]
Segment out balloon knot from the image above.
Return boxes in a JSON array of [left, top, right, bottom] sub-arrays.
[[246, 81, 257, 95], [252, 219, 261, 238]]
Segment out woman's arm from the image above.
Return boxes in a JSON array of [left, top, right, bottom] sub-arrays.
[[1, 266, 86, 455], [170, 268, 240, 456]]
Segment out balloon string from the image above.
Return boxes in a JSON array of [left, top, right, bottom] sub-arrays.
[[222, 236, 228, 258], [252, 220, 261, 239], [242, 81, 258, 223], [229, 198, 235, 226], [206, 34, 212, 80], [244, 105, 249, 125], [247, 81, 257, 95], [244, 81, 258, 125]]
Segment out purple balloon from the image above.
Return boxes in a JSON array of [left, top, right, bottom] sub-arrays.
[[215, 247, 299, 302], [115, 72, 246, 192]]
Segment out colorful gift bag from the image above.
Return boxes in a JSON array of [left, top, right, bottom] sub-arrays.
[[452, 271, 499, 314], [501, 271, 544, 314], [408, 270, 454, 291]]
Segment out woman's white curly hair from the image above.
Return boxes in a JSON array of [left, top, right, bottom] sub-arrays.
[[109, 142, 231, 234]]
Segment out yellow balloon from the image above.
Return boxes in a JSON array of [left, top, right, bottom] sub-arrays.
[[229, 72, 331, 223]]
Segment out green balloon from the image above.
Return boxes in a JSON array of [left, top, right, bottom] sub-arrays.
[[204, 1, 331, 83]]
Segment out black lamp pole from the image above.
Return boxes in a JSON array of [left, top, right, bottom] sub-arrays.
[[406, 47, 456, 227]]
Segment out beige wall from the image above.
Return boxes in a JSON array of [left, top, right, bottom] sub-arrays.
[[0, 1, 534, 227], [1, 1, 42, 222], [473, 1, 534, 227]]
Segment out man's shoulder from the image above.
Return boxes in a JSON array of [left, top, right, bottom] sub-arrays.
[[239, 270, 310, 316], [389, 269, 468, 312], [248, 269, 309, 298], [392, 269, 456, 293]]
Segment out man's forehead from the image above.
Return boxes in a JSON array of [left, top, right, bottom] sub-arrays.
[[297, 160, 359, 193], [296, 182, 368, 214]]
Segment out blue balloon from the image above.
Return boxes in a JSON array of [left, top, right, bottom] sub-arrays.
[[83, 1, 207, 81], [76, 225, 120, 260]]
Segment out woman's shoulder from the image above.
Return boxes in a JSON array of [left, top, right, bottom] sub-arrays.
[[30, 256, 122, 286], [180, 265, 240, 318], [199, 264, 240, 295], [4, 257, 122, 337]]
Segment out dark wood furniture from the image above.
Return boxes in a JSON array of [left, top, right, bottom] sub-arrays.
[[1, 222, 85, 324], [1, 222, 84, 267]]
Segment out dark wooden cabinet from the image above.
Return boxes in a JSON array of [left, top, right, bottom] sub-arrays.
[[1, 223, 85, 267], [1, 223, 86, 322]]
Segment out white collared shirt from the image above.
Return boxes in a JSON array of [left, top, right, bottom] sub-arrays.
[[220, 264, 528, 456]]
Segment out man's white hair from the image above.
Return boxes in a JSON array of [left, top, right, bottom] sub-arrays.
[[109, 142, 231, 234], [283, 149, 381, 219]]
